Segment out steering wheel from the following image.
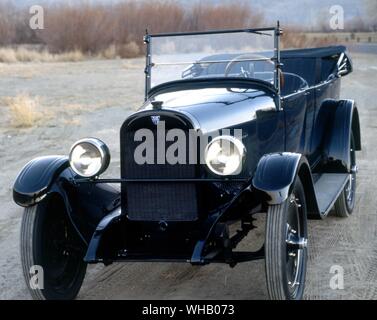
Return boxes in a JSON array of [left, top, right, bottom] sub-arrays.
[[224, 53, 272, 77], [224, 53, 284, 88]]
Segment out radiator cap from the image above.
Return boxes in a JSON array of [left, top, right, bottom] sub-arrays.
[[151, 100, 163, 110], [159, 220, 168, 232]]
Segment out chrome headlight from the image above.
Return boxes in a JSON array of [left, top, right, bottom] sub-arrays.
[[69, 138, 110, 178], [204, 136, 246, 176]]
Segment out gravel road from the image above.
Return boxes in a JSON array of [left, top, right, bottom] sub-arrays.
[[0, 52, 376, 300]]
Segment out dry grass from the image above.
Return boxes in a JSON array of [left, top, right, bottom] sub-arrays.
[[2, 99, 95, 129], [0, 47, 84, 63], [0, 45, 139, 63], [100, 44, 117, 60], [122, 60, 143, 70], [116, 42, 140, 59], [3, 94, 41, 128], [282, 29, 339, 49], [56, 50, 85, 62], [98, 42, 140, 59], [63, 118, 81, 126], [63, 103, 89, 115]]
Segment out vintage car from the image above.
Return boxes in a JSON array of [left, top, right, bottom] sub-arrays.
[[13, 24, 360, 300]]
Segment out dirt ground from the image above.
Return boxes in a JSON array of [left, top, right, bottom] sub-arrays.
[[0, 52, 376, 300]]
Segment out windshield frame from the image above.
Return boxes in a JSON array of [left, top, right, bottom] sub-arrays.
[[143, 23, 282, 108]]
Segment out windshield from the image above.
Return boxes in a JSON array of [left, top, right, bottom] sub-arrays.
[[148, 29, 276, 90]]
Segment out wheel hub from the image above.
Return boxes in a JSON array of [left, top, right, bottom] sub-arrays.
[[285, 194, 307, 292], [286, 232, 307, 250]]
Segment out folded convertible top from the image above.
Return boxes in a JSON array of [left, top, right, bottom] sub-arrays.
[[281, 46, 347, 58]]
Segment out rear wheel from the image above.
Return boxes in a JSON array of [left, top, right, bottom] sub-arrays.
[[20, 194, 87, 300], [265, 177, 308, 300], [334, 133, 357, 217]]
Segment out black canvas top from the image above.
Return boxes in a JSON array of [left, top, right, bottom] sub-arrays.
[[281, 46, 347, 58]]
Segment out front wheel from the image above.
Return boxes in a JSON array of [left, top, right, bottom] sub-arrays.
[[265, 177, 308, 300], [20, 194, 87, 300]]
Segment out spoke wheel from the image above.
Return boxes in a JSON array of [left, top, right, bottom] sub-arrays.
[[265, 177, 308, 300], [20, 194, 87, 300], [334, 133, 357, 217]]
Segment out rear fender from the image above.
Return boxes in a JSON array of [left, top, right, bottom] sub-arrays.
[[326, 99, 361, 171]]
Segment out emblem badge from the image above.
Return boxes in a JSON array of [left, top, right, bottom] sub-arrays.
[[151, 115, 160, 125]]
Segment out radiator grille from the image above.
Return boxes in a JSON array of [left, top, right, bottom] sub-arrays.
[[121, 116, 198, 221]]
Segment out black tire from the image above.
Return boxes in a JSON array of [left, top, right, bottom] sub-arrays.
[[265, 177, 308, 300], [20, 194, 87, 300], [334, 133, 357, 217]]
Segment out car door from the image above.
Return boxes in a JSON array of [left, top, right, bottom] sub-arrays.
[[282, 90, 309, 155], [280, 57, 316, 158], [309, 56, 341, 164]]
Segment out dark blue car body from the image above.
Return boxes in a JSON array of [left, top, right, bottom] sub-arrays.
[[13, 26, 361, 300]]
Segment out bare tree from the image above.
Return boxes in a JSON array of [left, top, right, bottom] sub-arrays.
[[0, 2, 16, 45], [364, 0, 377, 31]]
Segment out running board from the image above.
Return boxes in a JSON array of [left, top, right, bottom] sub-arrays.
[[313, 173, 349, 216]]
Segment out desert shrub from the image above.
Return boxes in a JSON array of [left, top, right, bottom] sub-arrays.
[[0, 48, 17, 63], [36, 1, 262, 56], [100, 44, 117, 59], [4, 94, 41, 128], [116, 42, 140, 59], [37, 3, 114, 53]]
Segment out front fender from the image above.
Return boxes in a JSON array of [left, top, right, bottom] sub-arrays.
[[14, 155, 121, 245], [13, 156, 69, 207], [252, 152, 304, 204], [252, 152, 320, 218]]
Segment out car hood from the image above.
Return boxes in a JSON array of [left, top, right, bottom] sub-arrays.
[[140, 87, 276, 134]]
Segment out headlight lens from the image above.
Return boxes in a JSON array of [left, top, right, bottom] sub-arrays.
[[69, 138, 110, 178], [205, 136, 246, 176]]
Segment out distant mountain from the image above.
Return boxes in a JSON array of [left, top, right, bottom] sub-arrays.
[[179, 0, 367, 29]]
